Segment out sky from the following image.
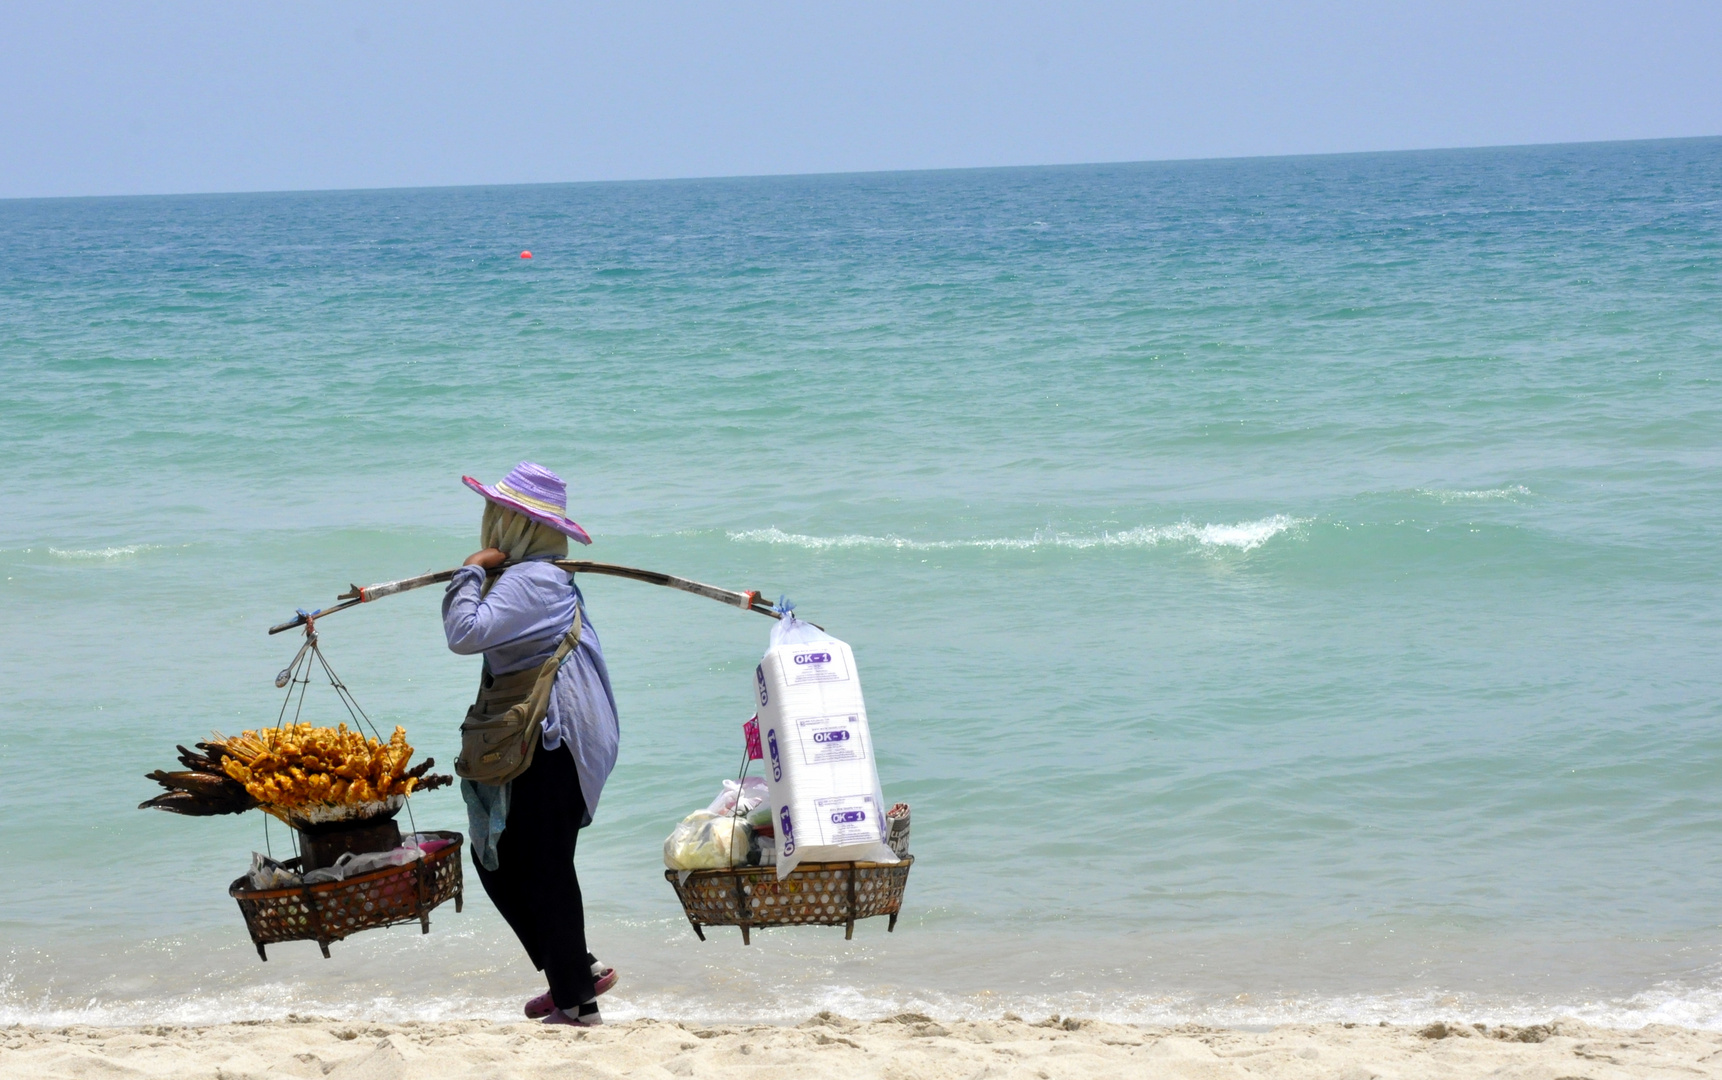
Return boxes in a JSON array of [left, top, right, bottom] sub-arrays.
[[1, 1, 1718, 199]]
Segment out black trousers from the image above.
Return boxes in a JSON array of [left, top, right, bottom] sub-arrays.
[[473, 745, 597, 1010]]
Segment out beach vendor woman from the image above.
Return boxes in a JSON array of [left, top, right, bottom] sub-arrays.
[[443, 462, 621, 1027]]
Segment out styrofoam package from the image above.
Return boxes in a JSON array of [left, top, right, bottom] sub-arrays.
[[755, 614, 898, 880]]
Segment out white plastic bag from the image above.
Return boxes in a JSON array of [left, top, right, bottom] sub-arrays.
[[662, 809, 751, 870], [301, 844, 422, 885], [248, 851, 300, 890], [705, 776, 769, 816], [755, 613, 897, 879]]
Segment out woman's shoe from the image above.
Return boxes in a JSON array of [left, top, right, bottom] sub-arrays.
[[526, 963, 614, 1018], [543, 1003, 601, 1027], [524, 991, 555, 1020]]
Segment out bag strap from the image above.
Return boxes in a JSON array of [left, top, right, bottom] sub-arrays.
[[528, 603, 583, 688], [517, 604, 582, 712], [550, 604, 584, 667]]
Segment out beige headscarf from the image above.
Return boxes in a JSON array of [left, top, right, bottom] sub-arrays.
[[481, 503, 570, 562]]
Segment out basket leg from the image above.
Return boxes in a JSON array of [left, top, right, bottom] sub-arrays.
[[455, 889, 463, 914], [692, 922, 706, 941], [845, 919, 854, 941], [733, 873, 751, 948], [319, 941, 332, 959], [256, 943, 268, 962], [888, 912, 899, 932], [415, 861, 431, 936]]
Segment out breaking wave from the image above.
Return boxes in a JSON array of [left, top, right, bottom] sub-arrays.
[[7, 978, 1722, 1031], [46, 545, 158, 560], [729, 516, 1304, 553], [1418, 486, 1532, 503]]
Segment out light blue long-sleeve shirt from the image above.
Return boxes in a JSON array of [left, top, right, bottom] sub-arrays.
[[442, 558, 619, 828]]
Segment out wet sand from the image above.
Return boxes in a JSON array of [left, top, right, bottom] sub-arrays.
[[6, 1012, 1721, 1079]]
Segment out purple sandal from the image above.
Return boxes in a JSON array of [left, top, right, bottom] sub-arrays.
[[523, 964, 617, 1019]]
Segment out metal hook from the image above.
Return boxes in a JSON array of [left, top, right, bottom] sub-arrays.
[[274, 634, 315, 688]]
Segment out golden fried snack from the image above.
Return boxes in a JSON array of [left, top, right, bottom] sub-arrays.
[[216, 724, 423, 819]]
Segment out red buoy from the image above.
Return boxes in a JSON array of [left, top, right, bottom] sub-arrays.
[[520, 250, 533, 259]]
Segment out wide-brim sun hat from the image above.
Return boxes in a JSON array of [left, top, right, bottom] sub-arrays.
[[463, 461, 593, 546]]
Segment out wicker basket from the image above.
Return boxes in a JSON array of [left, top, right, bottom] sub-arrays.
[[228, 830, 464, 960], [664, 856, 913, 944]]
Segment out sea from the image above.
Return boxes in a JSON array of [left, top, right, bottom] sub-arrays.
[[2, 137, 1720, 1029]]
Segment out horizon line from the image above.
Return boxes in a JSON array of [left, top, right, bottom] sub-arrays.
[[4, 133, 1716, 205]]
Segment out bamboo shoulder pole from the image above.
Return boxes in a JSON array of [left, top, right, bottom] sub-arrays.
[[268, 561, 783, 635]]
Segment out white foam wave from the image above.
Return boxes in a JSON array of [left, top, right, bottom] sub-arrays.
[[1418, 485, 1532, 503], [0, 982, 519, 1028], [729, 516, 1304, 554], [602, 978, 1722, 1031], [7, 979, 1722, 1031], [46, 545, 157, 560]]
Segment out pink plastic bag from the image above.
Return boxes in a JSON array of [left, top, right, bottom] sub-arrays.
[[743, 714, 763, 761]]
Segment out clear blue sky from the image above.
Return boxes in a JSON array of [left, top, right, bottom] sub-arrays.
[[2, 1, 1717, 199]]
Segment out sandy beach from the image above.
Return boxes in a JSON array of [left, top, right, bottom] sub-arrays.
[[6, 1013, 1720, 1079]]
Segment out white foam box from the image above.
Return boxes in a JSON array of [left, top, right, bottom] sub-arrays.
[[754, 636, 897, 879]]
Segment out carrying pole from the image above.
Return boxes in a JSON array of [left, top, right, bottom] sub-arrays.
[[268, 561, 784, 635]]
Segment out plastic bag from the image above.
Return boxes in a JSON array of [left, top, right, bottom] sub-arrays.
[[403, 833, 456, 857], [744, 715, 764, 760], [662, 810, 752, 870], [769, 610, 829, 647], [248, 851, 300, 890], [302, 845, 422, 885], [755, 613, 897, 879], [705, 776, 769, 816]]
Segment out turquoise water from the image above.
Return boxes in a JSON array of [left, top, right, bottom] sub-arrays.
[[2, 138, 1720, 1027]]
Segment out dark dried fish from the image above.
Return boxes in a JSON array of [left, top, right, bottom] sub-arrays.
[[146, 769, 243, 799], [175, 744, 224, 772], [138, 789, 253, 815]]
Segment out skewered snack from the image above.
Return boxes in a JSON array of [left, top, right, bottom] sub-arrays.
[[140, 727, 451, 824], [219, 723, 416, 812]]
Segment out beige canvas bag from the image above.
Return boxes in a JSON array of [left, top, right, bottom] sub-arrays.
[[454, 606, 583, 785]]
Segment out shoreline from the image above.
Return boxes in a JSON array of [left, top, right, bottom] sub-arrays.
[[7, 1013, 1721, 1078]]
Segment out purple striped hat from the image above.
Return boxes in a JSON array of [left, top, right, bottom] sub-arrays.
[[462, 462, 593, 545]]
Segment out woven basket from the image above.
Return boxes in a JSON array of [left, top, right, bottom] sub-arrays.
[[664, 856, 913, 944], [228, 831, 464, 960]]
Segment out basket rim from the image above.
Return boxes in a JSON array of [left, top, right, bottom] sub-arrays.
[[664, 854, 912, 884], [229, 830, 463, 900]]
